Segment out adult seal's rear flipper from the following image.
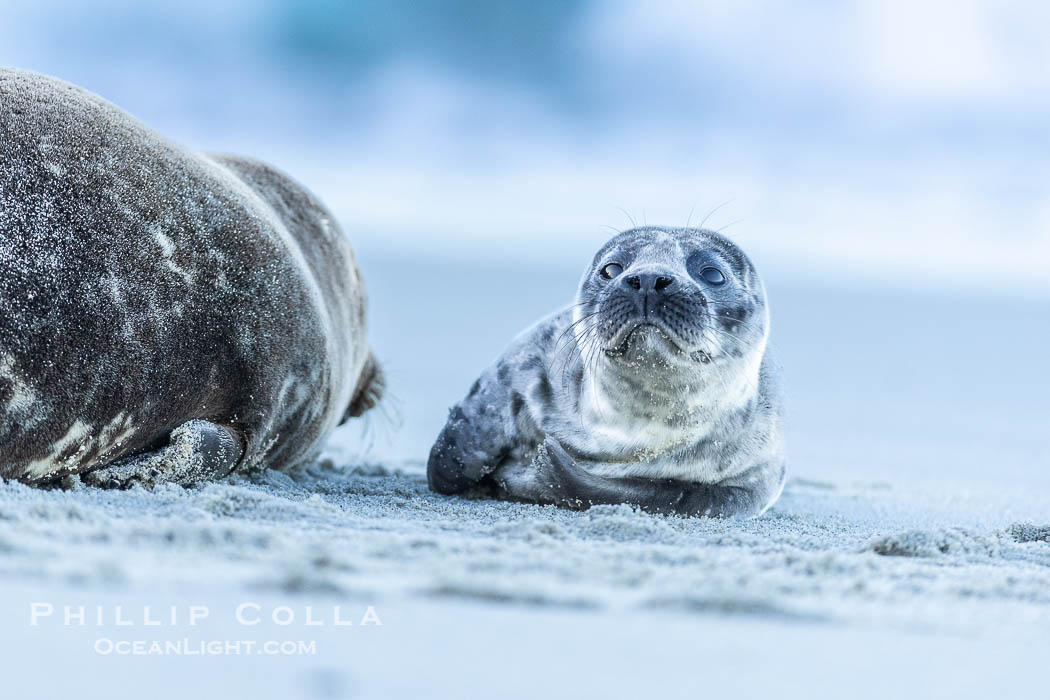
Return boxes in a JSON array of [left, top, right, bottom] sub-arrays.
[[341, 353, 385, 423], [82, 420, 243, 490]]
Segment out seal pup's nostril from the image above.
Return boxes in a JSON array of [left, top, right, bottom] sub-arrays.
[[624, 273, 674, 291]]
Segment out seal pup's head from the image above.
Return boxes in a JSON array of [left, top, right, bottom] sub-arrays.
[[572, 226, 769, 389]]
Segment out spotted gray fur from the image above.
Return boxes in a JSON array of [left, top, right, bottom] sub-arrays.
[[0, 69, 382, 484], [428, 226, 784, 518]]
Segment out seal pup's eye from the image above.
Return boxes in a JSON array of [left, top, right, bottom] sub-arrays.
[[600, 263, 623, 280], [699, 266, 726, 286]]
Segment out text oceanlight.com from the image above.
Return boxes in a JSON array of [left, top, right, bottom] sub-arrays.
[[94, 639, 318, 656], [29, 602, 382, 656]]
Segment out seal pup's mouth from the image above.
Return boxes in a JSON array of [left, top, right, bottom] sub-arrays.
[[604, 321, 712, 364], [604, 321, 681, 356]]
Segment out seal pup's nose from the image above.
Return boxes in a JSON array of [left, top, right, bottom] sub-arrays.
[[623, 271, 676, 292]]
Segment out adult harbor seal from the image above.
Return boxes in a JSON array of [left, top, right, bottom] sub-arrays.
[[427, 226, 784, 518], [0, 68, 383, 487]]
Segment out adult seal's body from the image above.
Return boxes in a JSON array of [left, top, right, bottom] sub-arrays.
[[0, 69, 382, 486], [428, 226, 784, 518]]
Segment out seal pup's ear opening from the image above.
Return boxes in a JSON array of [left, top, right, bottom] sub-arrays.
[[342, 352, 385, 422]]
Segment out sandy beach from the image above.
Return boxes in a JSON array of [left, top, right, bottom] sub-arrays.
[[2, 254, 1048, 699]]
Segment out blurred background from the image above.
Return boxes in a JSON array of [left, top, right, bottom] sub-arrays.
[[2, 0, 1047, 485]]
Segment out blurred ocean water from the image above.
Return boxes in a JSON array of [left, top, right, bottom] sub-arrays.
[[2, 0, 1049, 294]]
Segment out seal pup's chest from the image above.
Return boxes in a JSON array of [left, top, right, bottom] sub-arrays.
[[542, 392, 730, 483]]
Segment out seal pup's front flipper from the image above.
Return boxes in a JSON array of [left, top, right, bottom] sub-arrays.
[[427, 365, 521, 495], [82, 420, 243, 490], [495, 437, 779, 518]]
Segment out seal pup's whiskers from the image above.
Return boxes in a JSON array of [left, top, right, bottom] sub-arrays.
[[615, 207, 637, 228], [698, 199, 735, 230]]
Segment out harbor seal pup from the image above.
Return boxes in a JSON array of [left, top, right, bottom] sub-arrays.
[[427, 226, 784, 517], [0, 68, 383, 487]]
